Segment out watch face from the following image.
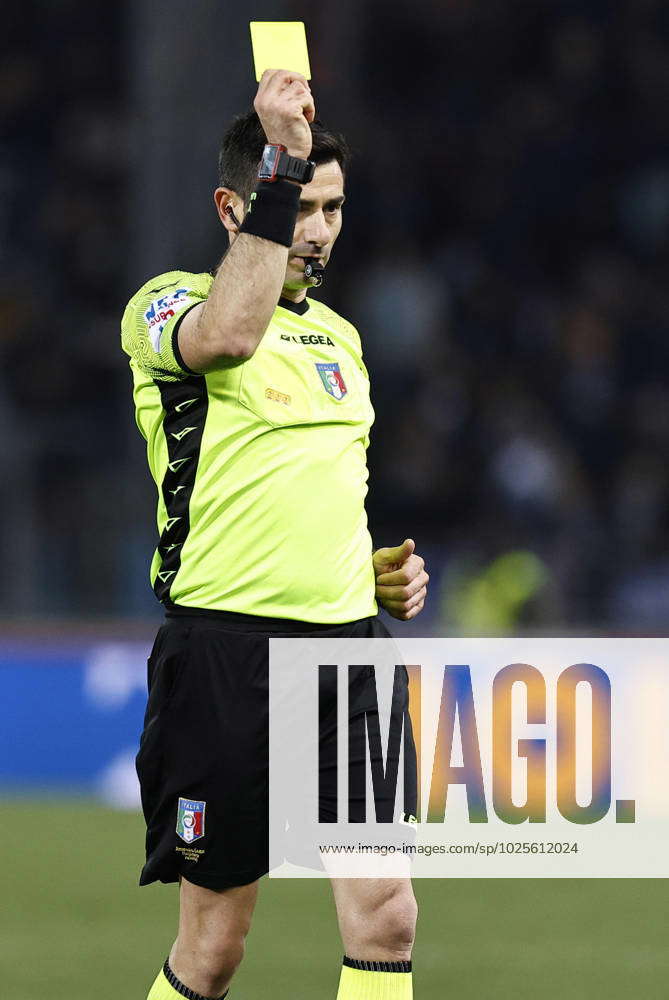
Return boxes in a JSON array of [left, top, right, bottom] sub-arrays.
[[259, 145, 280, 179]]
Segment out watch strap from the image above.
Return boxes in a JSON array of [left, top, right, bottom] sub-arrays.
[[258, 143, 315, 184], [277, 150, 315, 184]]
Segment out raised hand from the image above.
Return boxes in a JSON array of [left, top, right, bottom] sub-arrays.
[[254, 69, 315, 160]]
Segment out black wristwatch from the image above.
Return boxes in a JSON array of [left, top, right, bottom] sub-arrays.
[[258, 143, 315, 185]]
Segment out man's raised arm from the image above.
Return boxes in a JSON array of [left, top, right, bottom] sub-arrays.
[[178, 69, 314, 373]]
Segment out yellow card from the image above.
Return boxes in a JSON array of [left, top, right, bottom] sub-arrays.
[[249, 21, 311, 82]]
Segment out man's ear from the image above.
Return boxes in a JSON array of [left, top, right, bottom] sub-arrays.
[[214, 187, 244, 234]]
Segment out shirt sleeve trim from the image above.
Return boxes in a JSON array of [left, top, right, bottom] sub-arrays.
[[171, 302, 202, 375]]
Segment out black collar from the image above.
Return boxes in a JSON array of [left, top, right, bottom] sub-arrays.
[[278, 296, 310, 315]]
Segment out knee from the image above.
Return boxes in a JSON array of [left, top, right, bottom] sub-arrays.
[[194, 931, 246, 981], [356, 891, 418, 959], [174, 925, 247, 993], [379, 893, 418, 955]]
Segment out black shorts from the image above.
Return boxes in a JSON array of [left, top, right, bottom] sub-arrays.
[[136, 609, 418, 891]]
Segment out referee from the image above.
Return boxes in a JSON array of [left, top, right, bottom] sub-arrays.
[[121, 70, 429, 1000]]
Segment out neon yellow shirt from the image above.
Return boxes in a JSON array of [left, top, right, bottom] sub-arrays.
[[121, 270, 377, 623]]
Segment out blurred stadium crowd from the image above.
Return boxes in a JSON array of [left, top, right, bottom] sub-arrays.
[[2, 0, 668, 631]]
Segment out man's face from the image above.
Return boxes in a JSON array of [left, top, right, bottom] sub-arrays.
[[282, 159, 345, 293]]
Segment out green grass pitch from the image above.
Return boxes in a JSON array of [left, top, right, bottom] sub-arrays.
[[3, 801, 667, 999]]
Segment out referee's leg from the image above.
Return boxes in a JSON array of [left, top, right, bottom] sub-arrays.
[[330, 876, 417, 998], [151, 876, 259, 999]]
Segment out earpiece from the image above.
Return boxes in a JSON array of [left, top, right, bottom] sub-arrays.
[[225, 204, 242, 228]]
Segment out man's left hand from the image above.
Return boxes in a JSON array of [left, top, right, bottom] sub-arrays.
[[373, 538, 429, 621]]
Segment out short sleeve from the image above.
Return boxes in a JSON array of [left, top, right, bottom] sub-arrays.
[[121, 271, 211, 380]]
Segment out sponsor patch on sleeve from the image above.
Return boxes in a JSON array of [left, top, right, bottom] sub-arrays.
[[143, 287, 192, 352]]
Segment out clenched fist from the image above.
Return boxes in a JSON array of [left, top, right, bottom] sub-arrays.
[[254, 69, 315, 160]]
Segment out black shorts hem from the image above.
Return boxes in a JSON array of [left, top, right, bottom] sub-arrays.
[[140, 866, 267, 891]]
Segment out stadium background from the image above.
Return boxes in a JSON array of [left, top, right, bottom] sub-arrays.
[[2, 0, 668, 997]]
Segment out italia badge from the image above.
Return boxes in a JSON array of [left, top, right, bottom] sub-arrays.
[[176, 797, 206, 843], [315, 362, 347, 400]]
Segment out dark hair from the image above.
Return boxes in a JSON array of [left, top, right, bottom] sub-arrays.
[[218, 110, 351, 204]]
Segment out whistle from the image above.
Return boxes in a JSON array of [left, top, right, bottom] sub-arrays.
[[303, 257, 324, 287]]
